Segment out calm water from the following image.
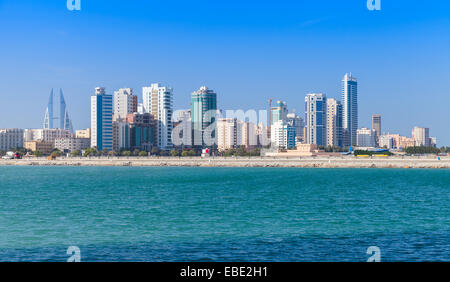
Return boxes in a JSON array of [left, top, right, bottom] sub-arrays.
[[0, 167, 449, 262]]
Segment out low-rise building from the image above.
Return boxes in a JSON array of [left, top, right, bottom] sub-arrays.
[[24, 141, 54, 155], [357, 128, 377, 148], [0, 129, 24, 151], [54, 138, 91, 153], [75, 128, 91, 139], [24, 128, 72, 143]]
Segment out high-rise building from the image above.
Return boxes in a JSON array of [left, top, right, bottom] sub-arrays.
[[172, 110, 192, 148], [217, 118, 241, 152], [0, 129, 24, 151], [372, 114, 381, 145], [412, 126, 430, 147], [191, 86, 217, 148], [142, 83, 173, 150], [112, 120, 130, 152], [59, 89, 73, 132], [305, 93, 327, 146], [91, 87, 113, 151], [126, 113, 156, 151], [326, 98, 343, 148], [357, 128, 377, 147], [271, 101, 288, 125], [270, 120, 296, 150], [113, 88, 137, 121], [286, 113, 304, 141], [43, 89, 73, 132], [341, 73, 358, 146], [43, 89, 54, 130]]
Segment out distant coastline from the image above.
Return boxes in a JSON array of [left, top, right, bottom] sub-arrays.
[[1, 156, 449, 169]]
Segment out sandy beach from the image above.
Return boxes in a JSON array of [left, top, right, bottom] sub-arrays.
[[1, 156, 449, 168]]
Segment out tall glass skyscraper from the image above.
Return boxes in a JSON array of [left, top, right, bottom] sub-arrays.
[[341, 73, 358, 146], [191, 86, 217, 148], [43, 88, 73, 132], [91, 87, 113, 151], [305, 93, 327, 146]]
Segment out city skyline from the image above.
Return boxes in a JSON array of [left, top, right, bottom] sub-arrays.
[[0, 1, 449, 144]]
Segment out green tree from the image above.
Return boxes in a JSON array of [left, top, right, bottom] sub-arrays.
[[404, 146, 440, 155], [170, 149, 180, 157], [34, 151, 43, 157], [51, 150, 62, 158], [83, 148, 98, 157], [139, 151, 148, 157], [70, 150, 81, 157], [151, 147, 160, 156], [122, 151, 132, 157]]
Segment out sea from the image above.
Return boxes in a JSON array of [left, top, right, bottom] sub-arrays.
[[0, 166, 448, 262]]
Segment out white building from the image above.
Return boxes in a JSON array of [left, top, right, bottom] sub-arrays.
[[412, 126, 430, 147], [113, 88, 136, 121], [54, 137, 90, 153], [24, 128, 72, 143], [357, 128, 377, 147], [271, 120, 296, 150], [379, 135, 394, 149], [0, 129, 24, 151], [91, 87, 113, 151], [172, 110, 192, 147], [142, 83, 173, 150]]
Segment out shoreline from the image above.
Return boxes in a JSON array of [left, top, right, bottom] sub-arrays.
[[1, 156, 449, 169]]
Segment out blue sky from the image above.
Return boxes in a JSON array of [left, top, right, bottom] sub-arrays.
[[0, 0, 449, 145]]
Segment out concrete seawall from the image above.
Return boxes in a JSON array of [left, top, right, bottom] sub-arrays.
[[1, 157, 449, 168]]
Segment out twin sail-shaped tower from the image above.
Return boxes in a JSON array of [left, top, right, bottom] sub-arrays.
[[43, 89, 73, 133]]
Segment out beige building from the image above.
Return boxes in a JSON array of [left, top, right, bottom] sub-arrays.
[[326, 98, 343, 147], [75, 128, 91, 139], [25, 141, 54, 155], [217, 118, 241, 152]]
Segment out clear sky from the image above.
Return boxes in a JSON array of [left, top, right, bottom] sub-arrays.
[[0, 0, 449, 145]]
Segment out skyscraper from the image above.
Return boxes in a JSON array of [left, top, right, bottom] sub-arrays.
[[43, 89, 73, 132], [59, 89, 73, 133], [91, 87, 113, 151], [341, 73, 358, 146], [372, 114, 381, 145], [113, 88, 137, 121], [191, 86, 217, 148], [286, 113, 304, 141], [142, 83, 173, 150], [43, 89, 54, 129], [326, 98, 343, 148], [305, 93, 327, 146], [412, 126, 430, 147], [271, 101, 288, 125]]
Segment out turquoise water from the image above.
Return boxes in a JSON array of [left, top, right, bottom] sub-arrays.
[[0, 167, 449, 262]]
